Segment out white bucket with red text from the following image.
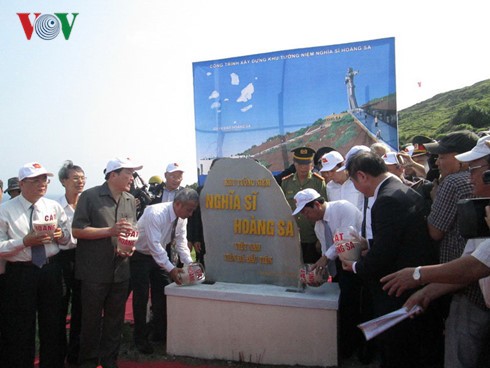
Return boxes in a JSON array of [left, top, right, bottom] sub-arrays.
[[178, 262, 205, 286]]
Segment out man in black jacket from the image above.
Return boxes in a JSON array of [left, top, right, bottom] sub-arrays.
[[342, 151, 442, 368]]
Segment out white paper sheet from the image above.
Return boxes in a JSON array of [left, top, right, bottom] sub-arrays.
[[357, 305, 422, 341]]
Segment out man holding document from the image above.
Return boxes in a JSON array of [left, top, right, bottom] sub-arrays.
[[341, 151, 442, 368], [381, 135, 490, 368]]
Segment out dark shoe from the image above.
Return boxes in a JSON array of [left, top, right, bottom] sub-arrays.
[[100, 360, 119, 368], [150, 333, 166, 342], [357, 343, 374, 365], [135, 340, 154, 355], [67, 353, 79, 365], [78, 362, 97, 368], [78, 358, 98, 368]]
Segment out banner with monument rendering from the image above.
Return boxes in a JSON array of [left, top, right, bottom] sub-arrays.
[[193, 37, 397, 183]]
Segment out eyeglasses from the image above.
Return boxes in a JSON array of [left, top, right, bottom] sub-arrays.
[[467, 164, 490, 174], [168, 174, 183, 181], [24, 177, 50, 184], [72, 176, 87, 182]]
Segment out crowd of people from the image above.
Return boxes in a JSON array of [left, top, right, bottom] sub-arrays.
[[0, 129, 489, 368], [0, 159, 201, 368], [282, 130, 490, 368]]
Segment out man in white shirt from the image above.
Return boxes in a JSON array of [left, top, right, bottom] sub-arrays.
[[56, 160, 86, 365], [319, 147, 368, 212], [151, 163, 184, 204], [130, 188, 198, 354], [318, 150, 343, 201], [0, 162, 70, 368], [292, 188, 364, 359]]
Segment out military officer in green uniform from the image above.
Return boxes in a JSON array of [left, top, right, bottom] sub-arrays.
[[281, 147, 327, 263]]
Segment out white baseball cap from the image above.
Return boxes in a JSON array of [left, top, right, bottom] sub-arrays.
[[18, 162, 54, 181], [105, 157, 143, 174], [382, 151, 400, 165], [336, 145, 371, 172], [292, 188, 321, 215], [166, 162, 184, 173], [319, 151, 344, 172], [403, 144, 415, 157], [455, 135, 490, 162]]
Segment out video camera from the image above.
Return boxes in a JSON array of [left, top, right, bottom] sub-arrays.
[[457, 198, 490, 239], [130, 172, 153, 219], [456, 169, 490, 239]]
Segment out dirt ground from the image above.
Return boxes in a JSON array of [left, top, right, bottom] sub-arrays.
[[119, 324, 379, 368]]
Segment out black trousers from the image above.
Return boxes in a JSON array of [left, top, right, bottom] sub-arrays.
[[194, 242, 206, 266], [130, 251, 170, 343], [56, 248, 82, 364], [3, 261, 64, 368], [78, 279, 129, 367], [371, 287, 444, 368], [335, 259, 365, 358], [300, 242, 321, 264], [0, 274, 7, 367]]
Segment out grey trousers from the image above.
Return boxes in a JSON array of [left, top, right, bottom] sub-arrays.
[[78, 280, 129, 367], [445, 294, 490, 368]]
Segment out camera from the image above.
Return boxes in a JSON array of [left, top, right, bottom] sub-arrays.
[[131, 172, 154, 219], [483, 170, 490, 184], [457, 198, 490, 239]]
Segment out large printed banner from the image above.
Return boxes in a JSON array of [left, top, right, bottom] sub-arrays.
[[193, 37, 397, 181]]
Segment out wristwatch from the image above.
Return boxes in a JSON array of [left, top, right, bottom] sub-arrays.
[[412, 266, 421, 282]]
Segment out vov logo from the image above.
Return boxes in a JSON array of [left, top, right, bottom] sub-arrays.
[[17, 13, 79, 40]]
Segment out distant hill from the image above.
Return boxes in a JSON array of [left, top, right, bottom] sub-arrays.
[[240, 113, 378, 171], [228, 79, 490, 173], [398, 79, 490, 144]]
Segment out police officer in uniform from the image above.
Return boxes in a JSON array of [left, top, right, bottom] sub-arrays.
[[281, 147, 327, 263]]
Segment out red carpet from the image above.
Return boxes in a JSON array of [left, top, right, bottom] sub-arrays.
[[125, 291, 135, 323], [37, 294, 221, 367]]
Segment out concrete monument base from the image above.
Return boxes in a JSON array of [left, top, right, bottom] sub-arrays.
[[166, 282, 340, 367]]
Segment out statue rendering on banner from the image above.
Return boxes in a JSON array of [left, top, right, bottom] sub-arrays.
[[345, 67, 359, 111]]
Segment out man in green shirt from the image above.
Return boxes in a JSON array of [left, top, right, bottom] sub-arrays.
[[281, 147, 327, 263]]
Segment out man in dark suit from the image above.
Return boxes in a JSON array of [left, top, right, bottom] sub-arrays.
[[342, 151, 442, 368]]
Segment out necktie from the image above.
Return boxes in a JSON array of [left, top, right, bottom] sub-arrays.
[[361, 196, 368, 238], [323, 220, 337, 278], [30, 205, 47, 268], [166, 219, 179, 266]]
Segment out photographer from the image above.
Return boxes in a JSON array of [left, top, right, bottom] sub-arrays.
[[151, 163, 184, 204], [148, 176, 163, 198], [381, 135, 490, 368]]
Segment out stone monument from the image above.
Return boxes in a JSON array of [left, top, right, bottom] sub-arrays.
[[200, 157, 302, 287], [166, 158, 340, 367]]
